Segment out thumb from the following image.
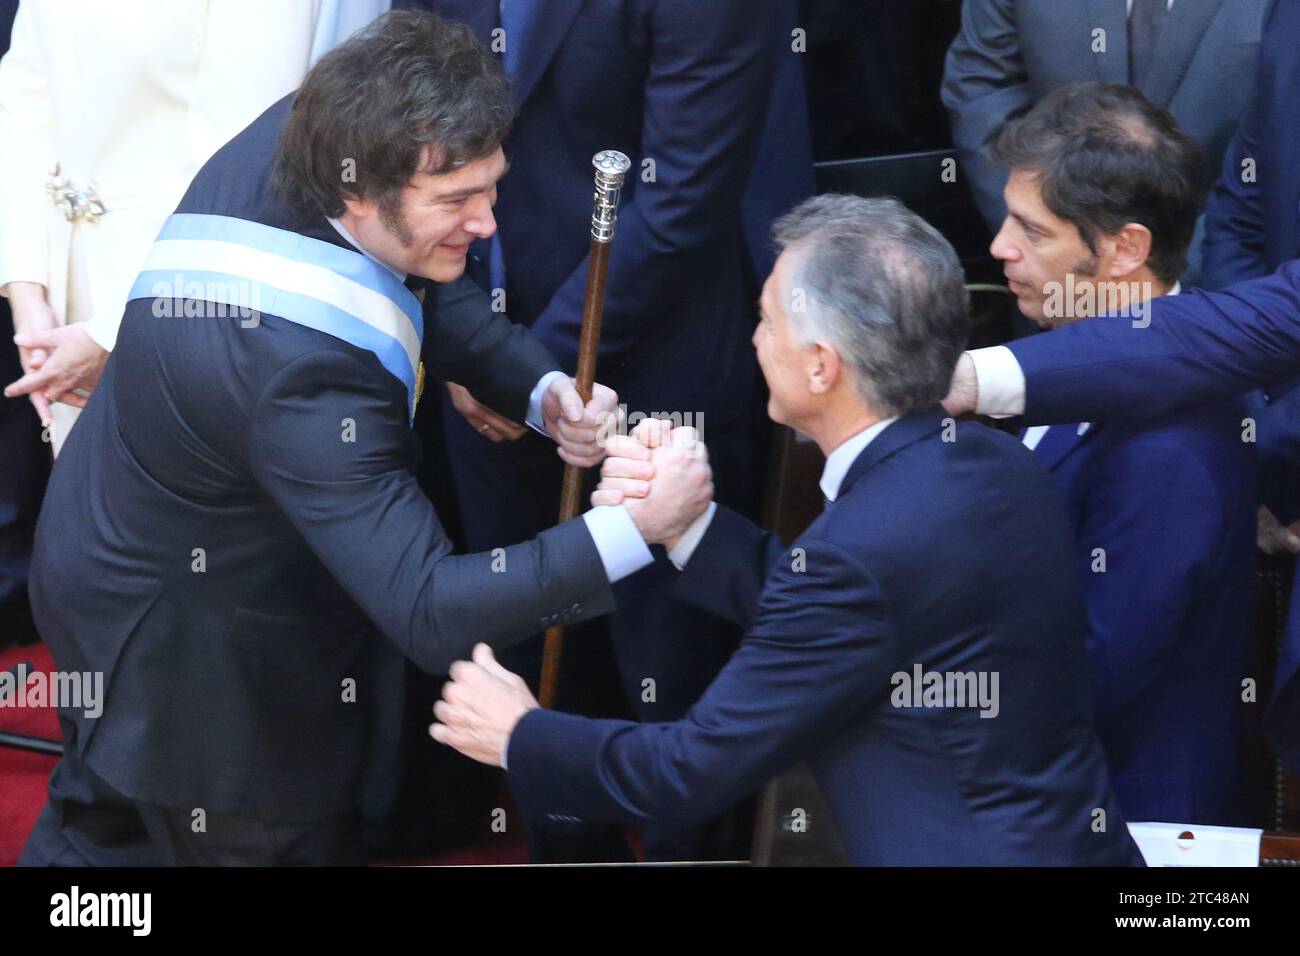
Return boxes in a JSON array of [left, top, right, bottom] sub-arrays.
[[554, 379, 584, 423], [472, 642, 507, 677], [473, 642, 527, 689]]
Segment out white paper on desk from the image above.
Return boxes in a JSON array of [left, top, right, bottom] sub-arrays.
[[1127, 822, 1262, 867]]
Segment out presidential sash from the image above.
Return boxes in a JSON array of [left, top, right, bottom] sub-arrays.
[[128, 213, 424, 423]]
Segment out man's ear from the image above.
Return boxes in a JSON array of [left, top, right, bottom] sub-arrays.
[[1107, 222, 1154, 281], [808, 341, 841, 396], [339, 193, 372, 221]]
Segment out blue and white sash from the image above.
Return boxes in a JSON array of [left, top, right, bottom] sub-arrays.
[[128, 213, 424, 423]]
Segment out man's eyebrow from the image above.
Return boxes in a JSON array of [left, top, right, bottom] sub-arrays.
[[1009, 210, 1052, 235], [431, 160, 511, 201]]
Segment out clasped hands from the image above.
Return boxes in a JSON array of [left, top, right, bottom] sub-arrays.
[[429, 418, 713, 768], [591, 416, 713, 550], [4, 281, 108, 424]]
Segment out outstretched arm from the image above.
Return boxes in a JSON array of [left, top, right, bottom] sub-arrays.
[[953, 259, 1300, 423]]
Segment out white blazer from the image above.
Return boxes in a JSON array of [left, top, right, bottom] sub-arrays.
[[0, 0, 388, 351]]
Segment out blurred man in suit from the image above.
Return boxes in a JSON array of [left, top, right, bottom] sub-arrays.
[[431, 195, 1143, 867], [942, 0, 1267, 280], [17, 12, 690, 867], [409, 0, 810, 861], [1200, 0, 1300, 777], [950, 0, 1300, 777], [989, 84, 1254, 823]]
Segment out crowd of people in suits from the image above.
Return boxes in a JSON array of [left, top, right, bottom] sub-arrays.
[[0, 0, 1296, 866]]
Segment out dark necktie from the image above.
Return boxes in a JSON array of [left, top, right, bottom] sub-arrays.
[[1129, 0, 1167, 87]]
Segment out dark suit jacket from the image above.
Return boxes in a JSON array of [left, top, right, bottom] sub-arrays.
[[942, 0, 1267, 231], [1028, 407, 1254, 824], [1198, 0, 1300, 778], [506, 409, 1142, 865], [1202, 0, 1300, 523], [29, 95, 618, 822], [416, 0, 780, 425]]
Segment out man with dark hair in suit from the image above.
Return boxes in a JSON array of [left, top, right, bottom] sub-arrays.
[[17, 10, 704, 867], [989, 83, 1254, 824], [431, 195, 1143, 867], [946, 0, 1300, 779]]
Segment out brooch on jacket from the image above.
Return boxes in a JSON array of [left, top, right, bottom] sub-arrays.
[[46, 164, 106, 223]]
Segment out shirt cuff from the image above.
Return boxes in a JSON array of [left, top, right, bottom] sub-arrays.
[[667, 502, 717, 570], [969, 346, 1026, 417], [526, 370, 568, 437], [501, 735, 509, 770], [581, 504, 654, 582]]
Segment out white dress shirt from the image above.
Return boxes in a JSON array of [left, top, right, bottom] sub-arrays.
[[818, 417, 900, 503], [1126, 0, 1176, 14]]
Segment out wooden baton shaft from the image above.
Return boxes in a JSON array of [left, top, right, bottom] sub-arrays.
[[537, 149, 629, 709], [539, 239, 611, 707]]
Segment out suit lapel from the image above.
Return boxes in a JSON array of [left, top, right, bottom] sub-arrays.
[[1140, 0, 1224, 108], [1031, 423, 1095, 472], [508, 0, 586, 109], [1086, 0, 1131, 84], [837, 407, 948, 499]]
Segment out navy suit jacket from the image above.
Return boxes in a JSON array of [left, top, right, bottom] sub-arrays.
[[415, 0, 787, 425], [30, 95, 618, 822], [1201, 0, 1300, 523], [1003, 0, 1300, 774], [1028, 408, 1254, 824], [507, 409, 1142, 865]]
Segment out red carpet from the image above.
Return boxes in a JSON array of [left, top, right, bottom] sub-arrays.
[[0, 640, 59, 867]]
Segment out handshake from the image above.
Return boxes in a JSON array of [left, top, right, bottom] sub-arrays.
[[591, 418, 714, 551]]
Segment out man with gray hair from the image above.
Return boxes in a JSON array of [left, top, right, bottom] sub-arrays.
[[429, 196, 1143, 865]]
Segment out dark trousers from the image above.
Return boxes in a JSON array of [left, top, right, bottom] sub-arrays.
[[20, 717, 364, 866], [441, 389, 766, 861], [0, 299, 49, 647], [19, 732, 158, 867]]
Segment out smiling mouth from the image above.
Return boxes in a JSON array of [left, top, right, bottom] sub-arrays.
[[439, 242, 470, 255]]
